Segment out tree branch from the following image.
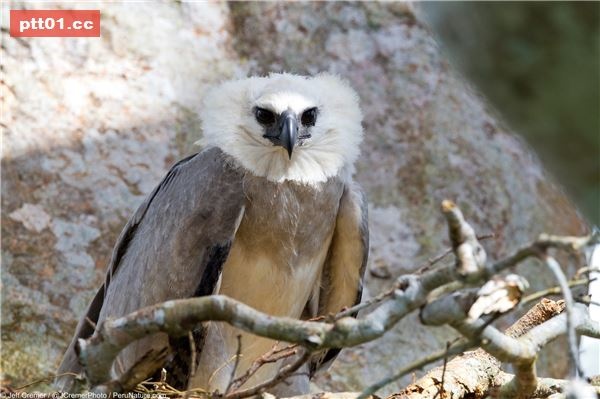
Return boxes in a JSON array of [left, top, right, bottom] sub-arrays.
[[392, 299, 569, 399], [75, 201, 598, 397]]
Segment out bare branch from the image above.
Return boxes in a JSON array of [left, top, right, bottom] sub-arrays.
[[224, 335, 243, 395], [395, 299, 571, 399], [441, 200, 486, 277], [184, 331, 197, 399], [336, 234, 495, 321], [521, 278, 590, 306], [228, 343, 299, 392], [541, 255, 582, 376], [79, 232, 596, 387], [451, 304, 594, 364], [358, 339, 475, 399], [74, 201, 597, 396], [488, 232, 599, 278], [224, 349, 311, 399]]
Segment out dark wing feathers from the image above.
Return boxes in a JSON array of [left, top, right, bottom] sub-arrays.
[[56, 148, 245, 391], [311, 182, 369, 374], [105, 152, 199, 289]]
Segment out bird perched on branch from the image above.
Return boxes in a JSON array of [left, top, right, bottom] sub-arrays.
[[57, 73, 369, 395]]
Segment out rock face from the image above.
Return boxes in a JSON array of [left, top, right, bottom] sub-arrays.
[[1, 1, 238, 387], [1, 2, 588, 394]]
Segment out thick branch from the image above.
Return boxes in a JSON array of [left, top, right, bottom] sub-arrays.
[[359, 339, 476, 399], [393, 299, 598, 399], [452, 304, 596, 398]]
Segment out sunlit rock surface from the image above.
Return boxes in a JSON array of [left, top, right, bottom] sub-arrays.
[[1, 2, 588, 394]]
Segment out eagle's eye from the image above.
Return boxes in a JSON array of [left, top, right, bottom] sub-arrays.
[[301, 107, 318, 127], [255, 107, 275, 125]]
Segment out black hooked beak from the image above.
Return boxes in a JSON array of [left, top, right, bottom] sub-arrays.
[[278, 110, 298, 159]]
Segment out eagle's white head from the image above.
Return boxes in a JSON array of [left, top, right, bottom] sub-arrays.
[[199, 73, 363, 185]]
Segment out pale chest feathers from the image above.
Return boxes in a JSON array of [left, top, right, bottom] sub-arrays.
[[232, 175, 344, 264], [190, 176, 344, 390], [221, 174, 344, 313]]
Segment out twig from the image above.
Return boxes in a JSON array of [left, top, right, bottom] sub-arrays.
[[337, 234, 495, 320], [13, 372, 81, 391], [433, 341, 452, 399], [542, 255, 583, 377], [358, 339, 475, 399], [334, 282, 398, 320], [335, 246, 458, 321], [488, 232, 599, 278], [224, 349, 312, 399], [575, 266, 600, 279], [229, 343, 298, 391], [135, 379, 210, 398], [208, 354, 240, 389], [521, 278, 590, 306], [183, 331, 197, 399], [416, 233, 494, 275], [224, 335, 243, 394], [577, 297, 600, 307]]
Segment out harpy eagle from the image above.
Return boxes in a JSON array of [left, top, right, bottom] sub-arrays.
[[57, 73, 369, 394]]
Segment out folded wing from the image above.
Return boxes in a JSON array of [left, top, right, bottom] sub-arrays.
[[56, 147, 245, 390], [311, 182, 369, 373]]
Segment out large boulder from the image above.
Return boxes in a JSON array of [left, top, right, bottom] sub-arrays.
[[1, 1, 238, 387], [1, 2, 588, 394]]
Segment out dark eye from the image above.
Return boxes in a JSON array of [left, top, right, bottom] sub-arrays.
[[301, 108, 318, 127], [255, 107, 275, 125]]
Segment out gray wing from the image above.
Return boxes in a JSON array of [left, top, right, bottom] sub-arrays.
[[311, 182, 369, 374], [56, 147, 245, 391]]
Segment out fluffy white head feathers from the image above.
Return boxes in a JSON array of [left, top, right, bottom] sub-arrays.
[[199, 73, 363, 185]]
